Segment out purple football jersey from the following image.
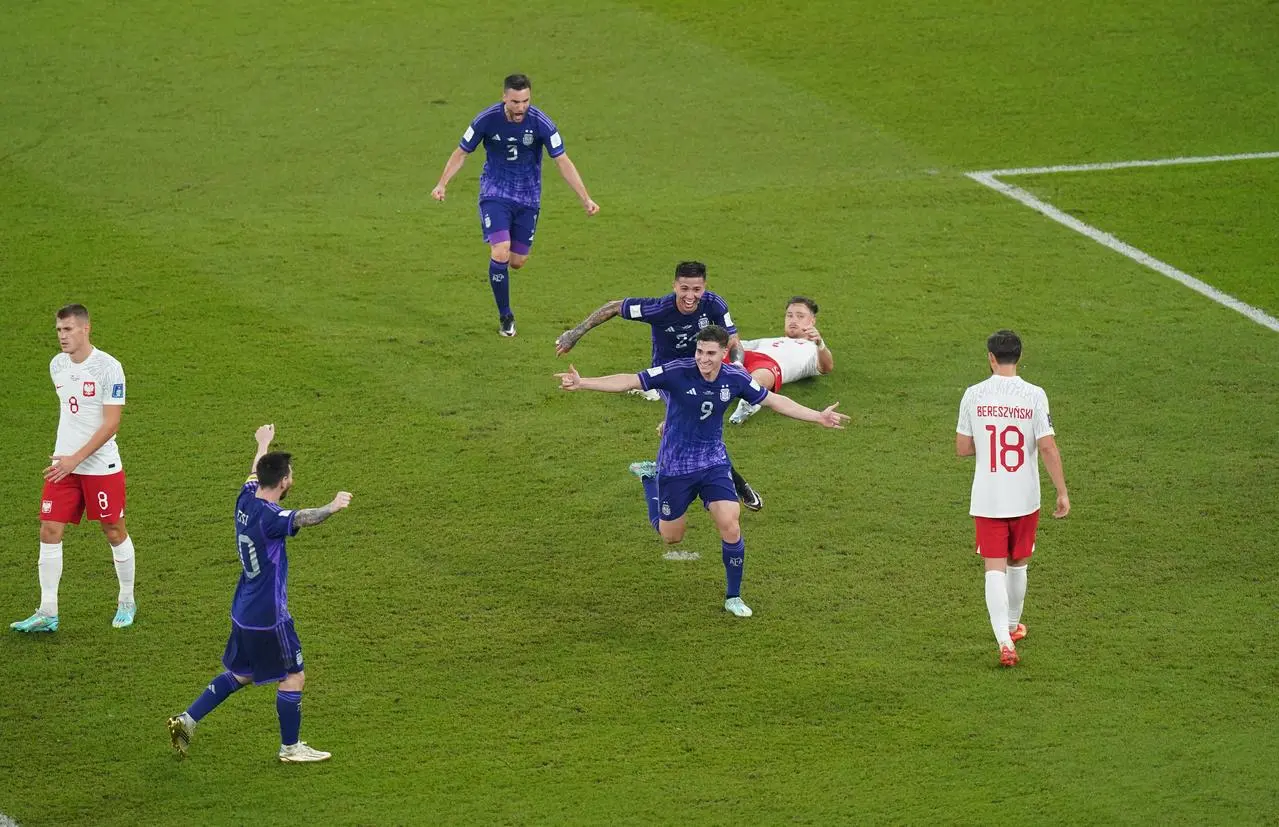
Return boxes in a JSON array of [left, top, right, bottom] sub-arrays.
[[458, 104, 564, 209], [620, 291, 737, 366], [230, 477, 299, 629], [638, 359, 768, 475]]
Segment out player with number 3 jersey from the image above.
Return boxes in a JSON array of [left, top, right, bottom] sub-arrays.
[[956, 329, 1069, 667], [11, 304, 138, 634], [431, 73, 599, 337]]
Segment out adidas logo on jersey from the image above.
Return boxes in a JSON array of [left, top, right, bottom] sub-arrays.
[[686, 388, 697, 396]]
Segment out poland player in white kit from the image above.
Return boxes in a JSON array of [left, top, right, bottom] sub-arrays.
[[729, 297, 834, 424], [956, 330, 1069, 667], [11, 305, 138, 633]]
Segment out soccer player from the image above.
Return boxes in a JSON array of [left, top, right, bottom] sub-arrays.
[[167, 424, 353, 763], [956, 330, 1069, 667], [431, 73, 600, 337], [727, 296, 835, 425], [556, 326, 848, 617], [554, 260, 766, 510], [11, 304, 137, 633]]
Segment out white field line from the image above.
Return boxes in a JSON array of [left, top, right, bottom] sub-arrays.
[[977, 151, 1279, 178], [966, 153, 1279, 333]]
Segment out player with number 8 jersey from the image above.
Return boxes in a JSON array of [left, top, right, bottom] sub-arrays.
[[956, 329, 1069, 668], [11, 304, 138, 634]]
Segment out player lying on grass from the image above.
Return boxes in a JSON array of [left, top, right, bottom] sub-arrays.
[[726, 295, 835, 425]]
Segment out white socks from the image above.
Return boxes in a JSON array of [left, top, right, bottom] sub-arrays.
[[1006, 564, 1028, 630], [984, 570, 1011, 646], [112, 535, 136, 605], [39, 542, 64, 616]]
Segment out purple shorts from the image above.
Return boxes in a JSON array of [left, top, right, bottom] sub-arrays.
[[222, 618, 304, 685], [479, 199, 539, 255], [657, 463, 737, 521]]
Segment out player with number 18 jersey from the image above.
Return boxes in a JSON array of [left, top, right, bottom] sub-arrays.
[[957, 374, 1054, 520]]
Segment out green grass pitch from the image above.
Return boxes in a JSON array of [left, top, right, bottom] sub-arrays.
[[1, 1, 1277, 824]]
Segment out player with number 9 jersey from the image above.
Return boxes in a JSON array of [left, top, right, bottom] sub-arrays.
[[956, 374, 1054, 519]]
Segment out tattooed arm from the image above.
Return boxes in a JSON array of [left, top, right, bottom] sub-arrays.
[[294, 491, 353, 527], [556, 300, 623, 356], [728, 334, 745, 365]]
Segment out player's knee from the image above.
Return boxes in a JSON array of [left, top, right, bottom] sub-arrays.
[[489, 243, 511, 263], [39, 522, 65, 544], [720, 523, 741, 543], [280, 671, 305, 691], [103, 521, 127, 545], [509, 254, 529, 269], [659, 525, 685, 544]]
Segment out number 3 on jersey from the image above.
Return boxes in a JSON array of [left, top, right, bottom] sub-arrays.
[[506, 144, 518, 161], [985, 425, 1025, 472], [237, 534, 261, 579]]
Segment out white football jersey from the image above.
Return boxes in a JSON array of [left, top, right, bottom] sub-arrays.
[[957, 374, 1054, 518], [741, 337, 821, 384], [50, 348, 126, 476]]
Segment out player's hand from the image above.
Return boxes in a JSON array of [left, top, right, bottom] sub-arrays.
[[803, 327, 824, 347], [555, 365, 582, 390], [655, 421, 665, 437], [44, 455, 81, 482], [431, 184, 447, 202], [1052, 492, 1070, 519], [582, 198, 600, 216], [818, 403, 850, 430], [330, 491, 354, 511], [555, 332, 576, 356], [255, 423, 275, 446]]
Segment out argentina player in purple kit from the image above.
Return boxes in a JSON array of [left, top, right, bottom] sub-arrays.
[[432, 74, 599, 337], [556, 327, 848, 617], [555, 261, 766, 511], [167, 425, 353, 763]]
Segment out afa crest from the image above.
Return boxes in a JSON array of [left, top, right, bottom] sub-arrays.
[[719, 386, 731, 402], [522, 132, 534, 146]]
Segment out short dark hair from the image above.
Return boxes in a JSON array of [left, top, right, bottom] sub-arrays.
[[987, 329, 1022, 365], [256, 452, 293, 489], [503, 74, 531, 91], [56, 304, 90, 322], [787, 296, 819, 315], [674, 261, 707, 280], [695, 325, 730, 349]]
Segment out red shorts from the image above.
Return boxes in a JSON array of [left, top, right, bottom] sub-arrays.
[[723, 351, 782, 392], [40, 471, 127, 524], [974, 510, 1039, 560]]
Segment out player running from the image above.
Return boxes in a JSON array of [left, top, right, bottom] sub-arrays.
[[956, 330, 1069, 667], [556, 326, 848, 617], [727, 296, 835, 424], [431, 73, 600, 337], [12, 304, 138, 633], [167, 425, 352, 763], [554, 261, 766, 510]]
